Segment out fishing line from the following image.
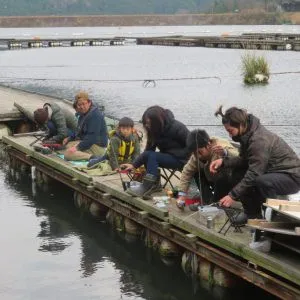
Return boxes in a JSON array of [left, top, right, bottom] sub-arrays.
[[0, 75, 222, 87], [195, 130, 204, 205], [184, 124, 300, 127]]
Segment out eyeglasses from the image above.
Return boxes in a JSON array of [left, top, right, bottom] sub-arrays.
[[77, 101, 89, 107]]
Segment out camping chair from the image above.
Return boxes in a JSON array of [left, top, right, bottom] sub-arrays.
[[119, 167, 146, 183], [218, 206, 244, 235], [160, 168, 182, 190]]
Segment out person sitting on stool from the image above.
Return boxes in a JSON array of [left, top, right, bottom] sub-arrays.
[[121, 105, 190, 199]]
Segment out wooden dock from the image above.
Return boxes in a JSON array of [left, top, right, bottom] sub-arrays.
[[0, 85, 300, 299], [136, 33, 300, 51]]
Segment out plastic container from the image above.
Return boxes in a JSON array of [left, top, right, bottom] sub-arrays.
[[129, 181, 143, 188], [198, 206, 220, 213], [153, 196, 169, 202]]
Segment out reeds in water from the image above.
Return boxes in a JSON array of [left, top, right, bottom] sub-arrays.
[[241, 53, 270, 84]]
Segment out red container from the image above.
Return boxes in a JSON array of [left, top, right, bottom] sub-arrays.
[[185, 198, 202, 206]]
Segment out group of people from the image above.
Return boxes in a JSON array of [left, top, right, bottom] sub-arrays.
[[34, 92, 300, 226]]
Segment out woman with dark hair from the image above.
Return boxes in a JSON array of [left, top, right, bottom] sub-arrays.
[[210, 106, 300, 225], [121, 105, 190, 198]]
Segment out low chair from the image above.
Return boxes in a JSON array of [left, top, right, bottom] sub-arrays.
[[160, 168, 182, 190]]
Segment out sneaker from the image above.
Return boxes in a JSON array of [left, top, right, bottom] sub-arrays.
[[87, 156, 103, 168], [233, 212, 263, 226]]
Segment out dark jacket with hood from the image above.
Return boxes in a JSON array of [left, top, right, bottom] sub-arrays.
[[144, 109, 190, 162], [75, 103, 108, 151], [223, 114, 300, 200]]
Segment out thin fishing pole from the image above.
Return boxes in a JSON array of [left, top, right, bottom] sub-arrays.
[[0, 75, 222, 86], [184, 124, 300, 127]]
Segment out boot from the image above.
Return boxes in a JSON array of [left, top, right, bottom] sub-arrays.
[[143, 174, 161, 199], [127, 174, 161, 198], [232, 211, 263, 226]]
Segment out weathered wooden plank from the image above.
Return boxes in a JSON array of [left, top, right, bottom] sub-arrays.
[[93, 180, 168, 220], [242, 247, 300, 287], [247, 220, 300, 229], [266, 198, 300, 206], [169, 212, 300, 286], [249, 225, 300, 236], [264, 203, 300, 222], [4, 135, 94, 184], [279, 204, 300, 212], [169, 213, 244, 256], [3, 136, 35, 156]]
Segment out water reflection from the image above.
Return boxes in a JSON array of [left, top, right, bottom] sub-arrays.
[[1, 165, 277, 300]]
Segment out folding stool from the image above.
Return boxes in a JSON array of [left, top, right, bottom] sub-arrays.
[[160, 168, 182, 190], [218, 207, 244, 235]]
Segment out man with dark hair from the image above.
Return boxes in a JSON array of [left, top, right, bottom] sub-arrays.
[[177, 129, 239, 210], [34, 102, 77, 143]]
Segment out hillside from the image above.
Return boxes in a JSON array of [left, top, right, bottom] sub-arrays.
[[0, 11, 297, 27], [0, 0, 274, 16]]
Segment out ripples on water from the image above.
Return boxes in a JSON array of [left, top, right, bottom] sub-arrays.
[[0, 164, 277, 300], [0, 25, 299, 153], [0, 25, 297, 299]]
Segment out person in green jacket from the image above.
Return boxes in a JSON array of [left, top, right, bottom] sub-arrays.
[[88, 117, 141, 170], [34, 102, 77, 143]]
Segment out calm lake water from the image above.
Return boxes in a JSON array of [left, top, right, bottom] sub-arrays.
[[0, 25, 299, 299]]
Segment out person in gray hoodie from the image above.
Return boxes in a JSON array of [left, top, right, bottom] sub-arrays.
[[211, 106, 300, 225], [34, 102, 77, 143]]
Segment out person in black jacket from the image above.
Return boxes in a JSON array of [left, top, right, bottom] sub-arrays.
[[64, 91, 108, 161], [210, 106, 300, 225], [121, 105, 190, 198]]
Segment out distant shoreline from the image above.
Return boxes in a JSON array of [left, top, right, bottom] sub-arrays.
[[0, 12, 299, 27]]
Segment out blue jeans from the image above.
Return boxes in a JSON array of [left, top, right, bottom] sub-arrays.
[[133, 150, 184, 177], [47, 120, 75, 138]]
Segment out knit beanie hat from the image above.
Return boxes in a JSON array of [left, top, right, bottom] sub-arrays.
[[34, 107, 48, 125], [186, 129, 210, 153]]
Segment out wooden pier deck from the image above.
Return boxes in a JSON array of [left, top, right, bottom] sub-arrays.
[[0, 86, 300, 299]]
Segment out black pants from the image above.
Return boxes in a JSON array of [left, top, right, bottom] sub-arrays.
[[227, 171, 299, 215], [193, 167, 246, 205], [255, 173, 299, 199], [197, 169, 300, 215]]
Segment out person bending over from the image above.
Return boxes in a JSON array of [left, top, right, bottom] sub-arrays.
[[210, 106, 300, 225], [177, 129, 239, 210], [34, 102, 77, 144]]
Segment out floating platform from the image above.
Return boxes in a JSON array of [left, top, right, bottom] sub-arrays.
[[0, 37, 133, 50], [0, 85, 300, 299], [136, 33, 300, 51]]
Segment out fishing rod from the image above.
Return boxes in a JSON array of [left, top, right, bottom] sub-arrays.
[[0, 75, 222, 87]]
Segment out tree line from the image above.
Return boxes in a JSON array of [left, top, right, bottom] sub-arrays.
[[0, 0, 276, 16]]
